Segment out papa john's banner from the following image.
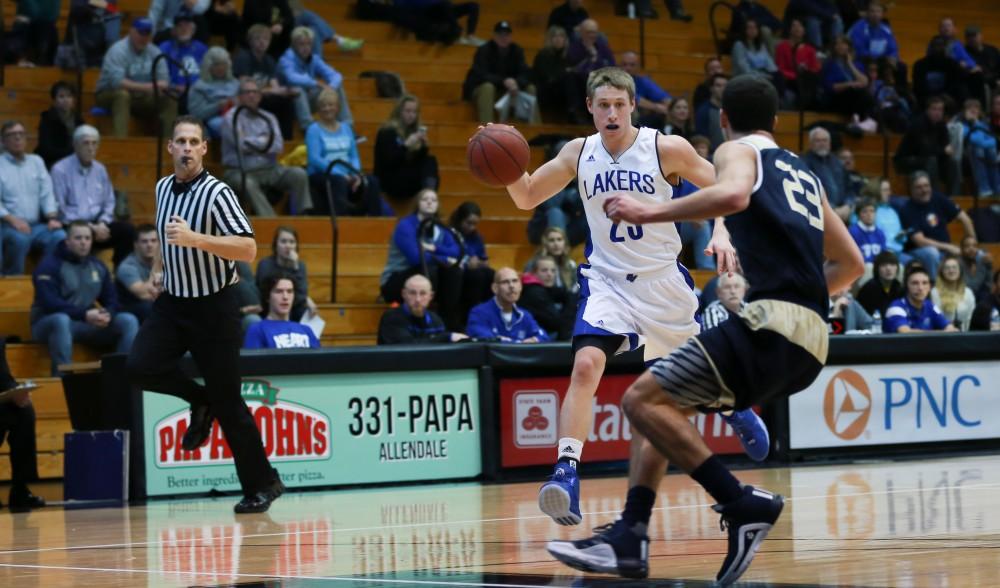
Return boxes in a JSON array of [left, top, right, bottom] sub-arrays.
[[499, 375, 749, 467], [143, 371, 481, 496], [789, 361, 1000, 449]]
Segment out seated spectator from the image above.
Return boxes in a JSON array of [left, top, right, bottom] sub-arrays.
[[243, 274, 320, 349], [803, 127, 854, 221], [449, 202, 494, 316], [701, 272, 748, 330], [838, 148, 868, 198], [305, 89, 384, 217], [526, 142, 588, 246], [234, 261, 263, 333], [848, 198, 886, 282], [846, 3, 905, 84], [232, 24, 298, 139], [467, 267, 549, 342], [731, 19, 782, 96], [965, 25, 1000, 92], [993, 94, 1000, 136], [116, 224, 159, 323], [380, 189, 463, 329], [934, 18, 985, 102], [899, 171, 975, 277], [222, 78, 313, 216], [970, 269, 1000, 330], [67, 0, 122, 68], [205, 0, 243, 51], [690, 135, 712, 160], [149, 0, 209, 44], [3, 0, 58, 67], [959, 235, 993, 300], [242, 0, 294, 58], [395, 0, 483, 46], [289, 0, 364, 54], [857, 250, 903, 316], [674, 179, 715, 270], [959, 98, 1000, 197], [662, 97, 694, 139], [829, 288, 873, 332], [931, 255, 976, 330], [775, 18, 821, 109], [822, 36, 876, 124], [187, 47, 239, 138], [566, 19, 615, 123], [867, 60, 911, 134], [374, 95, 440, 204], [913, 37, 966, 109], [526, 226, 579, 293], [520, 255, 576, 340], [894, 97, 955, 194], [620, 51, 672, 130], [0, 121, 66, 276], [256, 226, 316, 322], [95, 18, 177, 138], [695, 74, 728, 151], [635, 0, 692, 22], [157, 11, 208, 96], [692, 57, 725, 109], [884, 266, 958, 333], [868, 178, 907, 259], [377, 274, 467, 344], [35, 82, 83, 170], [50, 125, 136, 266], [29, 222, 139, 375], [279, 26, 353, 131], [533, 25, 572, 121], [730, 0, 782, 53], [0, 336, 45, 512], [547, 0, 588, 39], [783, 0, 843, 50], [462, 21, 539, 124]]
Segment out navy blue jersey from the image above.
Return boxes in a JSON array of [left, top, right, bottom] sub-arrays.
[[724, 136, 829, 317]]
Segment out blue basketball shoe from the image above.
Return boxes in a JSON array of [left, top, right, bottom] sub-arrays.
[[538, 461, 582, 526], [722, 409, 770, 462], [547, 519, 649, 579], [713, 485, 784, 586]]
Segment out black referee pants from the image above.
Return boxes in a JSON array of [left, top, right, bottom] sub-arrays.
[[126, 286, 274, 495]]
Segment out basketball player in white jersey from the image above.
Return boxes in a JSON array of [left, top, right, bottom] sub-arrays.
[[504, 67, 769, 526]]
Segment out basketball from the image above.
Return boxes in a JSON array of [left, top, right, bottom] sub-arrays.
[[467, 124, 530, 187]]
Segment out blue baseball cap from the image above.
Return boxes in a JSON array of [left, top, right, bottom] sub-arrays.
[[132, 17, 153, 35]]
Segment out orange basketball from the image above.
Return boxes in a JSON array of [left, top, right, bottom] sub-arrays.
[[466, 124, 530, 187]]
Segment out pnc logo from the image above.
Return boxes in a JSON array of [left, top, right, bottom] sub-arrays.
[[521, 406, 550, 431], [823, 369, 871, 440]]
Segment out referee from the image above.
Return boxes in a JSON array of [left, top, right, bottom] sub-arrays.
[[127, 115, 283, 513]]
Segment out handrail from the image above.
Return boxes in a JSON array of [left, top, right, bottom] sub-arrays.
[[150, 53, 191, 178], [417, 217, 466, 280], [322, 158, 353, 303], [638, 11, 646, 69], [230, 104, 276, 214], [709, 0, 737, 57]]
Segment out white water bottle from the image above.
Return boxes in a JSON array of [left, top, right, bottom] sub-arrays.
[[871, 310, 882, 334], [991, 308, 1000, 331], [627, 2, 636, 18]]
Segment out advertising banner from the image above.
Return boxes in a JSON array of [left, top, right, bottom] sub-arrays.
[[789, 362, 1000, 449], [499, 375, 749, 468], [143, 371, 481, 496]]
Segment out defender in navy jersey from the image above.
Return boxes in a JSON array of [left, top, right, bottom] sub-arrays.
[[547, 75, 864, 584]]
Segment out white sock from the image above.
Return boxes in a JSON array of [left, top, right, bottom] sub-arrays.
[[557, 437, 584, 466]]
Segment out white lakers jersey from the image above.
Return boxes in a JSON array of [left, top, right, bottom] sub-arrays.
[[576, 126, 682, 277]]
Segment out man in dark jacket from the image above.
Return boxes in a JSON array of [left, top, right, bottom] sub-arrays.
[[912, 36, 966, 108], [29, 221, 139, 375], [0, 336, 45, 512], [378, 274, 467, 344], [463, 21, 537, 123], [519, 256, 576, 341], [893, 96, 956, 193]]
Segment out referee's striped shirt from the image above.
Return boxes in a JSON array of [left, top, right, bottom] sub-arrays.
[[155, 169, 254, 298], [701, 300, 745, 330]]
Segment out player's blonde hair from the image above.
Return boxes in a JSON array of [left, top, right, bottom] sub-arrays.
[[586, 67, 635, 101]]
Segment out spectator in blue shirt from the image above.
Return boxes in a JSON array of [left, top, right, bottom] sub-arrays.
[[846, 3, 900, 72], [157, 11, 207, 92], [821, 35, 875, 122], [899, 171, 976, 277], [869, 177, 909, 261], [959, 98, 1000, 197], [467, 267, 549, 343], [933, 18, 980, 72], [619, 51, 672, 130], [449, 201, 494, 316], [279, 26, 352, 131], [849, 199, 887, 278], [884, 267, 958, 333], [243, 274, 321, 349], [695, 74, 727, 151]]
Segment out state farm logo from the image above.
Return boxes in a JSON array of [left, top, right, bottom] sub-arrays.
[[514, 391, 558, 447], [823, 369, 872, 440]]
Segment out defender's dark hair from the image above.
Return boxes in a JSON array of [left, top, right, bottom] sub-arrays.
[[721, 74, 778, 134]]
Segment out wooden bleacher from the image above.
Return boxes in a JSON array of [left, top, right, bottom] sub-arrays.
[[2, 0, 999, 484]]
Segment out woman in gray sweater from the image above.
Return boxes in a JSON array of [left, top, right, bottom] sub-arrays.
[[187, 46, 240, 138]]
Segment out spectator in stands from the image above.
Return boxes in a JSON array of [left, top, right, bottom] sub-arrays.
[[566, 18, 615, 123], [894, 96, 955, 194], [532, 25, 572, 122], [846, 3, 904, 83], [660, 97, 694, 139], [547, 0, 588, 39], [959, 99, 1000, 198], [187, 47, 239, 138], [970, 268, 1000, 330], [256, 226, 316, 322], [116, 224, 159, 323], [35, 82, 84, 170], [829, 288, 873, 332], [95, 18, 177, 138], [520, 255, 576, 340], [289, 0, 364, 55], [205, 0, 243, 51], [993, 94, 1000, 136], [375, 95, 439, 204], [242, 0, 294, 58], [67, 0, 121, 68], [775, 18, 821, 109], [467, 267, 549, 342], [900, 171, 976, 277], [157, 11, 208, 95], [149, 0, 209, 44], [279, 26, 353, 131], [527, 226, 579, 294], [803, 127, 854, 221], [701, 272, 748, 330], [305, 89, 384, 217], [30, 222, 139, 375], [221, 78, 313, 217], [232, 24, 298, 140], [731, 19, 782, 96], [822, 36, 876, 125], [395, 0, 483, 46], [934, 18, 982, 77], [243, 275, 321, 349], [838, 147, 867, 198], [462, 21, 538, 124], [849, 198, 886, 282], [449, 201, 494, 317], [693, 57, 724, 109], [931, 255, 976, 330], [380, 189, 463, 329], [866, 60, 911, 134], [730, 0, 782, 53], [0, 121, 66, 276], [619, 51, 672, 130], [959, 235, 993, 300], [695, 74, 727, 151], [913, 36, 966, 109], [690, 135, 712, 161], [234, 261, 263, 333], [377, 274, 468, 344], [673, 179, 715, 270], [50, 125, 135, 267], [783, 0, 843, 50], [526, 142, 587, 247], [884, 266, 958, 333], [4, 0, 59, 67], [965, 25, 1000, 92], [857, 250, 903, 316], [0, 336, 45, 512]]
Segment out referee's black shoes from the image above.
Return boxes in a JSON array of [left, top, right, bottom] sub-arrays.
[[234, 474, 286, 514], [181, 404, 212, 451], [8, 484, 46, 513]]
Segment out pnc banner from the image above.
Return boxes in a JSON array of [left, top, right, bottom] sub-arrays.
[[789, 362, 1000, 449], [143, 371, 481, 496], [499, 375, 748, 468]]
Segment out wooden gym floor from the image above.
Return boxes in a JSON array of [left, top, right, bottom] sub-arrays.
[[0, 454, 998, 587]]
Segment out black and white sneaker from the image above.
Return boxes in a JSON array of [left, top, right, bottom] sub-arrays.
[[546, 519, 649, 579], [713, 485, 784, 586]]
